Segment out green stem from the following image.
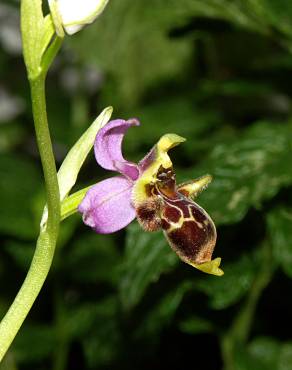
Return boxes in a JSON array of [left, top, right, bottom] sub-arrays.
[[0, 74, 60, 360], [30, 75, 60, 235]]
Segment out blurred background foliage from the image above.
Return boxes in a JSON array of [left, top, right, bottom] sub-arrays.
[[1, 0, 292, 369]]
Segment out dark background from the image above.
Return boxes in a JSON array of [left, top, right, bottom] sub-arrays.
[[1, 1, 292, 369]]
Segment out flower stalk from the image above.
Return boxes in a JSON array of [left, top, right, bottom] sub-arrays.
[[0, 0, 112, 355], [0, 72, 61, 363], [0, 1, 61, 360]]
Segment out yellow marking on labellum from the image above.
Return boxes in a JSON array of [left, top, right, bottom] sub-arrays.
[[132, 133, 185, 206], [164, 203, 209, 233]]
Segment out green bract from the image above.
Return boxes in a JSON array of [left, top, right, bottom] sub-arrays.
[[41, 106, 113, 228], [21, 0, 59, 80]]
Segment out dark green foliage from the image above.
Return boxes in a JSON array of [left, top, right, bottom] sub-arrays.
[[2, 0, 292, 369], [195, 253, 258, 310], [229, 337, 292, 370], [191, 121, 292, 224], [119, 223, 177, 310], [268, 208, 292, 277], [0, 155, 41, 239]]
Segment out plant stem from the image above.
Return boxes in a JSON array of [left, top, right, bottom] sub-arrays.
[[30, 75, 60, 235], [0, 73, 60, 360]]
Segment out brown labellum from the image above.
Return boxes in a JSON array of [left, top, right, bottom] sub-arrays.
[[161, 198, 217, 264], [156, 166, 216, 264], [136, 198, 161, 232], [136, 165, 217, 265]]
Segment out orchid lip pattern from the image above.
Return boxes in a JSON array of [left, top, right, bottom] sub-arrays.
[[78, 118, 223, 276]]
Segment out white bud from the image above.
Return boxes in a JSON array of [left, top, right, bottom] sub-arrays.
[[48, 0, 109, 36]]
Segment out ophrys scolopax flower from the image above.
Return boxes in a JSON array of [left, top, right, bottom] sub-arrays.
[[78, 118, 223, 276]]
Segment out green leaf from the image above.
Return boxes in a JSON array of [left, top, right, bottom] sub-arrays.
[[172, 0, 268, 33], [41, 107, 112, 227], [119, 223, 178, 310], [57, 106, 112, 201], [160, 0, 292, 41], [40, 15, 55, 59], [267, 207, 292, 278], [60, 186, 90, 221], [21, 0, 55, 79], [21, 0, 44, 76], [195, 253, 257, 309], [245, 0, 292, 39], [180, 121, 292, 225]]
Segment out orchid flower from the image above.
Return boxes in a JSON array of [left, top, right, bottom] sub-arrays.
[[78, 119, 223, 276]]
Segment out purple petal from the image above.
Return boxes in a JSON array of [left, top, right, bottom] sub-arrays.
[[94, 118, 140, 180], [78, 176, 136, 234]]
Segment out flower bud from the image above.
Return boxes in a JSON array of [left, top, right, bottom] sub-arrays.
[[48, 0, 109, 36]]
